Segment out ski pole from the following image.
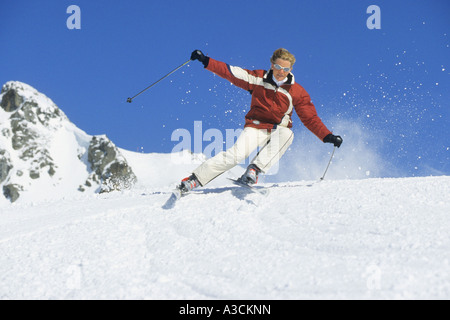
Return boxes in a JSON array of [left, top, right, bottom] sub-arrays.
[[126, 59, 192, 103], [320, 146, 336, 181]]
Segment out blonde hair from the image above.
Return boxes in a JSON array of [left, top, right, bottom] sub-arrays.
[[270, 48, 296, 67]]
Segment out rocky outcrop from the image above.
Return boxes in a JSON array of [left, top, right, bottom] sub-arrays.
[[84, 135, 137, 193]]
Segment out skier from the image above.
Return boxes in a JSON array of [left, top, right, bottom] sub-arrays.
[[177, 48, 342, 194]]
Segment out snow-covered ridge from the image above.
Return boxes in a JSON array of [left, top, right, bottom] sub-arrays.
[[0, 81, 136, 203]]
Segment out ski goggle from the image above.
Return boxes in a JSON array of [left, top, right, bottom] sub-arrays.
[[273, 63, 291, 72]]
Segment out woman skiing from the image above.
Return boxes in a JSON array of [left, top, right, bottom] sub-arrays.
[[177, 48, 342, 194]]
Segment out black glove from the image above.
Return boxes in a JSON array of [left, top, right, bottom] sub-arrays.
[[323, 134, 343, 148], [190, 50, 209, 67]]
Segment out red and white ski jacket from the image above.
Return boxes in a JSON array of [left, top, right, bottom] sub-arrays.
[[205, 58, 332, 141]]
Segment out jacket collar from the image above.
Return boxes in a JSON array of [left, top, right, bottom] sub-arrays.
[[263, 69, 295, 87]]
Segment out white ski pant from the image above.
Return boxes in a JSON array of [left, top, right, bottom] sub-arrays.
[[193, 126, 294, 186]]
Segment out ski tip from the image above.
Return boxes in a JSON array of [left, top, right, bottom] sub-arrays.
[[162, 190, 182, 210]]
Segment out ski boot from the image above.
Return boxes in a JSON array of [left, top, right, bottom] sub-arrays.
[[238, 164, 261, 186], [178, 174, 200, 195]]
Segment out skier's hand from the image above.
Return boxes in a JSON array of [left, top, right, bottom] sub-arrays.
[[190, 50, 209, 67], [323, 134, 343, 148]]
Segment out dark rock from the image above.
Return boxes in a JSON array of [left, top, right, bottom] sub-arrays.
[[3, 184, 22, 202], [1, 89, 23, 112], [0, 150, 12, 184]]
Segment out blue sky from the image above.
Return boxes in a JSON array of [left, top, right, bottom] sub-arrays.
[[1, 0, 449, 178]]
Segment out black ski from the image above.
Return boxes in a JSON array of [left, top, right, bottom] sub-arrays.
[[228, 178, 270, 196]]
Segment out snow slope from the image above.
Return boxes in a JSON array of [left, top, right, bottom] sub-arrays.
[[0, 150, 449, 299]]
